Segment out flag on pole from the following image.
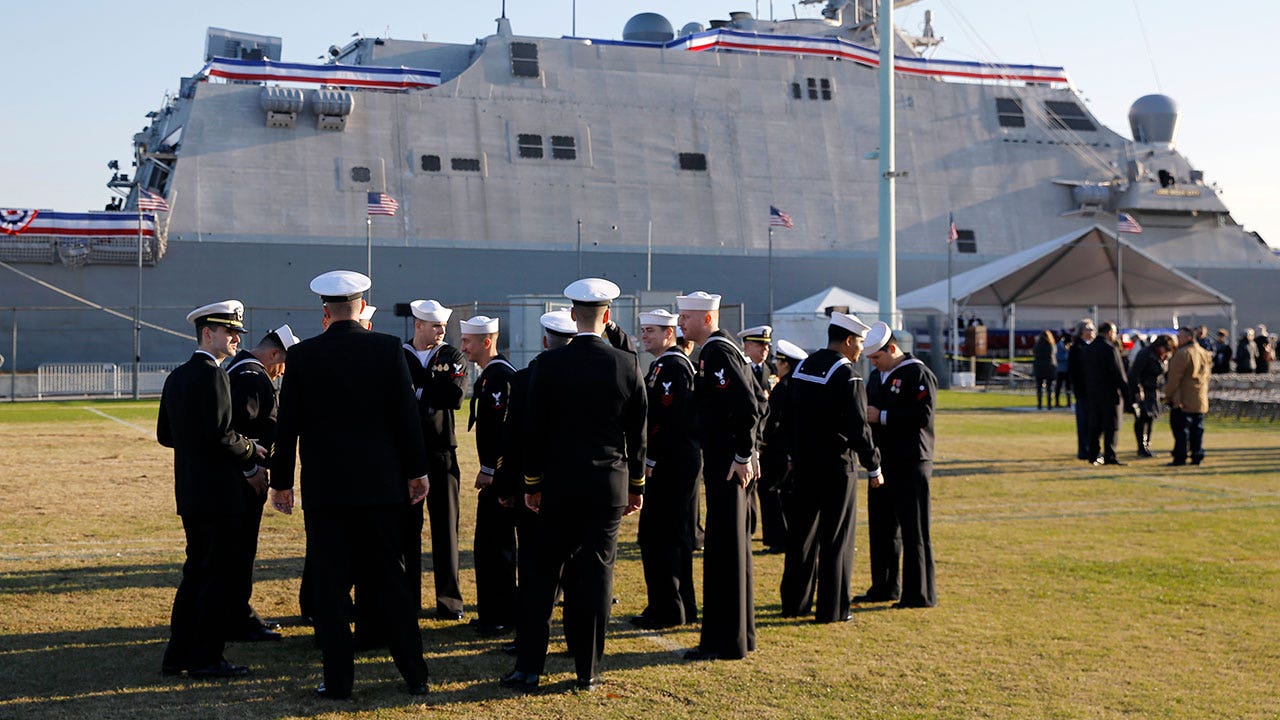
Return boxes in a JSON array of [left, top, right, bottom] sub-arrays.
[[1117, 212, 1143, 234], [769, 205, 793, 228], [138, 189, 171, 213], [948, 212, 959, 243], [367, 191, 399, 217]]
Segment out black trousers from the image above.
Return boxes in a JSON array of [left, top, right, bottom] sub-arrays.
[[474, 486, 518, 627], [637, 453, 701, 626], [885, 460, 936, 608], [757, 450, 789, 550], [1054, 371, 1072, 406], [780, 467, 855, 622], [697, 450, 756, 658], [864, 480, 901, 601], [164, 512, 242, 670], [1134, 401, 1159, 452], [516, 496, 624, 682], [424, 449, 463, 615], [232, 482, 269, 634], [1087, 397, 1122, 461], [1074, 394, 1090, 459], [1169, 408, 1206, 463], [304, 504, 428, 695]]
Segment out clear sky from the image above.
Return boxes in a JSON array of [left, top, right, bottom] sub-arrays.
[[2, 0, 1275, 246]]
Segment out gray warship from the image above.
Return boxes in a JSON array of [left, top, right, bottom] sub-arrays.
[[2, 0, 1276, 370]]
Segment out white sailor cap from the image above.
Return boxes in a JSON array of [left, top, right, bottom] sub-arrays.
[[186, 300, 247, 332], [359, 305, 377, 322], [539, 309, 577, 337], [775, 339, 808, 362], [829, 312, 870, 337], [564, 278, 620, 306], [676, 291, 721, 311], [270, 323, 301, 350], [410, 299, 452, 323], [738, 325, 772, 343], [460, 315, 499, 335], [675, 326, 685, 340], [309, 270, 371, 302], [638, 308, 678, 328], [864, 321, 894, 354]]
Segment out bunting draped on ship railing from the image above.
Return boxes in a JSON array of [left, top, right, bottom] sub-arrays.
[[0, 210, 157, 238], [202, 57, 441, 90], [586, 29, 1070, 86]]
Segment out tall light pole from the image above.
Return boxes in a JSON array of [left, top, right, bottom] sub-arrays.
[[576, 218, 583, 277], [877, 0, 899, 329]]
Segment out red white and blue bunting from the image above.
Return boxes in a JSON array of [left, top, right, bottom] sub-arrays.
[[587, 29, 1071, 86], [0, 210, 157, 238], [202, 57, 441, 90]]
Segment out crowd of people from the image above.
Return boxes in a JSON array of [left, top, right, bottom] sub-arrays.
[[154, 270, 938, 698]]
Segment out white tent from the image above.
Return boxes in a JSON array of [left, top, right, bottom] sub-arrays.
[[772, 286, 879, 352], [897, 224, 1236, 365], [898, 225, 1234, 315]]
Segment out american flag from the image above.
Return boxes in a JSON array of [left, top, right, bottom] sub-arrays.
[[137, 189, 170, 213], [1117, 211, 1143, 234], [367, 191, 399, 217], [769, 205, 793, 228], [948, 212, 959, 243]]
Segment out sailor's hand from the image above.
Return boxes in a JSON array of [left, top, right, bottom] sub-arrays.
[[728, 460, 754, 489], [475, 472, 493, 490], [525, 492, 542, 514], [270, 488, 294, 515], [408, 475, 429, 504], [625, 493, 643, 516], [252, 442, 269, 460], [245, 467, 268, 495]]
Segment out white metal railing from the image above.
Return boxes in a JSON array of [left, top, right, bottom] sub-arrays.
[[37, 362, 180, 399]]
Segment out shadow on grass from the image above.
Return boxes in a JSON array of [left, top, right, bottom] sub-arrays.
[[0, 619, 691, 718]]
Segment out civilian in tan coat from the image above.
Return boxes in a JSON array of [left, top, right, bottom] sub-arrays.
[[1162, 327, 1212, 466]]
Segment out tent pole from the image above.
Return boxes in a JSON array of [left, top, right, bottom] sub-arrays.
[[1008, 302, 1016, 387], [1116, 238, 1124, 331]]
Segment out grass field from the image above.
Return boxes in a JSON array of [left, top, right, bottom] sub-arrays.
[[0, 392, 1277, 719]]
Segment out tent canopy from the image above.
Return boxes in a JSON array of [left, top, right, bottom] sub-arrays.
[[897, 225, 1234, 314], [774, 286, 879, 316]]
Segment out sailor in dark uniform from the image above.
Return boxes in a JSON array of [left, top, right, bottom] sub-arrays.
[[269, 270, 430, 699], [158, 300, 267, 679], [780, 312, 881, 623], [862, 322, 938, 609], [462, 315, 519, 636], [758, 339, 808, 555], [503, 278, 646, 691], [402, 299, 468, 620], [632, 308, 701, 629], [678, 291, 764, 660], [225, 323, 299, 642], [738, 325, 777, 392], [497, 309, 577, 657], [676, 326, 706, 551]]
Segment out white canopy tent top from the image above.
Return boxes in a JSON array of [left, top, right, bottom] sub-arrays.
[[898, 225, 1235, 316], [771, 286, 880, 352]]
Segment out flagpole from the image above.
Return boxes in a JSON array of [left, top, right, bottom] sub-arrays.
[[366, 214, 373, 300], [768, 225, 775, 323], [1116, 222, 1123, 330], [133, 198, 142, 400], [947, 229, 954, 383]]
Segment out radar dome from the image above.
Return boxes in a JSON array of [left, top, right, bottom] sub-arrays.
[[623, 13, 675, 43], [1128, 94, 1180, 145], [679, 22, 706, 37]]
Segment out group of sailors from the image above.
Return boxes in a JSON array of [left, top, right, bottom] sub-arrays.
[[155, 269, 938, 698]]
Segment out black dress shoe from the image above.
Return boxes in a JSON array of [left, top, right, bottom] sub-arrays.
[[1103, 458, 1125, 466], [683, 649, 719, 661], [501, 642, 518, 656], [315, 683, 351, 700], [259, 619, 282, 631], [575, 675, 602, 691], [499, 670, 540, 690], [435, 607, 465, 621], [189, 660, 250, 679], [1137, 449, 1154, 458], [1191, 458, 1203, 466], [891, 601, 935, 609], [852, 592, 897, 603], [474, 623, 512, 637], [815, 613, 853, 624], [406, 681, 429, 696], [630, 615, 676, 630], [1166, 460, 1187, 466], [233, 626, 282, 642], [160, 665, 185, 677]]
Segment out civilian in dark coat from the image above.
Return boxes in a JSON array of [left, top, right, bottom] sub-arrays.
[[158, 301, 264, 679], [1032, 330, 1057, 409], [1211, 329, 1233, 374], [269, 275, 430, 700], [1067, 320, 1096, 459], [1085, 322, 1130, 465], [1236, 330, 1258, 373], [1127, 334, 1172, 458]]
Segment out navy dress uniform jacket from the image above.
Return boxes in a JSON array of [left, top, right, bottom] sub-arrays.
[[158, 352, 258, 516], [405, 342, 467, 450], [270, 320, 428, 505]]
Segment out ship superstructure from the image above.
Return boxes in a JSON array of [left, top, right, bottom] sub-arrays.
[[1, 0, 1274, 368]]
